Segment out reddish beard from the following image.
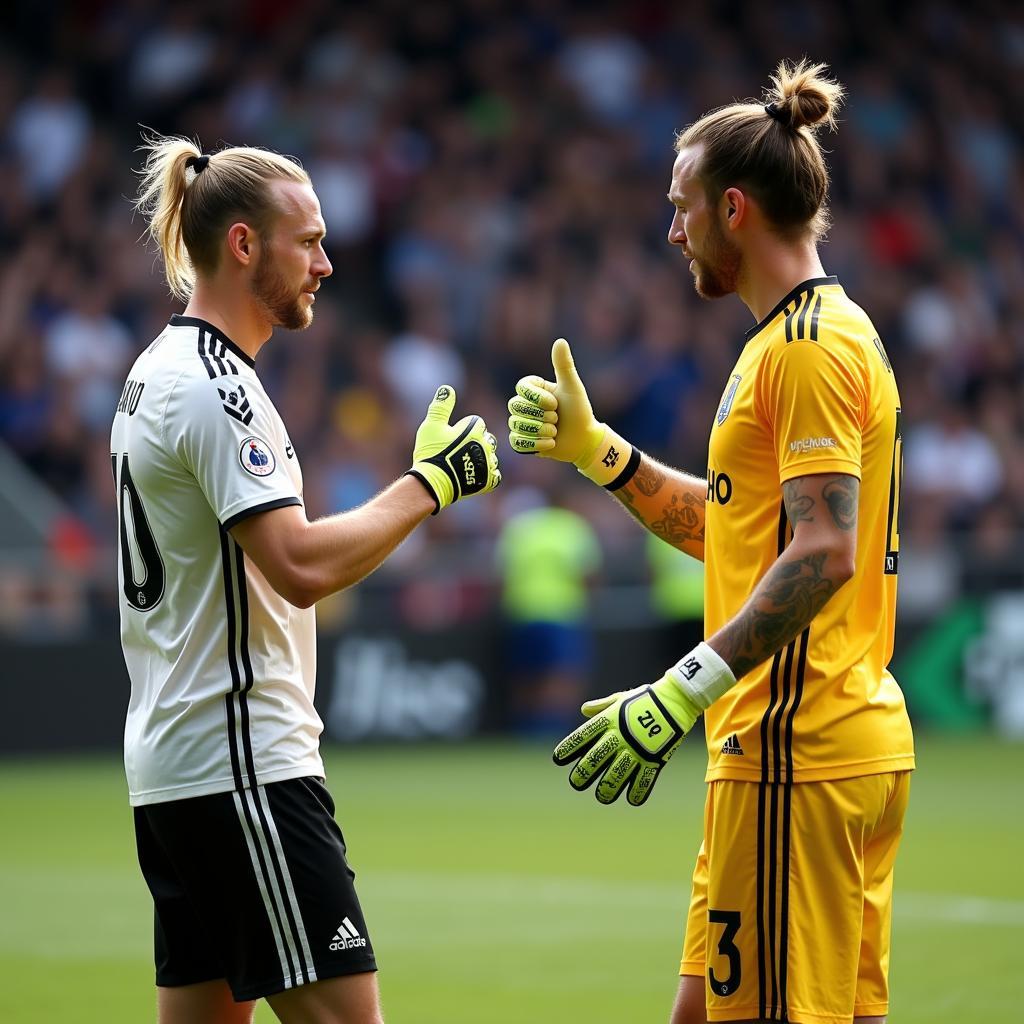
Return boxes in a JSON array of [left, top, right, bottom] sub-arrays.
[[251, 243, 313, 330], [692, 212, 741, 300]]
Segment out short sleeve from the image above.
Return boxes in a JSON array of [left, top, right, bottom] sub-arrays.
[[165, 374, 302, 529], [761, 340, 867, 484]]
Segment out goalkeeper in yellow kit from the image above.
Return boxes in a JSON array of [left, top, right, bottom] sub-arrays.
[[508, 61, 914, 1024]]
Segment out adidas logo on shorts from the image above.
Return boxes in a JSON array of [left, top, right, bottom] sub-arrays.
[[329, 917, 367, 951]]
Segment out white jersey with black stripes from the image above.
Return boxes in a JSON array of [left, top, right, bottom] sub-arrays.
[[111, 315, 323, 806]]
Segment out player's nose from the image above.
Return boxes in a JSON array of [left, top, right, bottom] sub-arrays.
[[315, 249, 333, 279], [667, 210, 686, 247]]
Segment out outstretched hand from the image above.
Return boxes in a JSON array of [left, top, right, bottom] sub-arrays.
[[407, 385, 501, 513]]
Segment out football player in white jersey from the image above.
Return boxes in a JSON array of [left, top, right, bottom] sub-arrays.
[[112, 136, 501, 1024]]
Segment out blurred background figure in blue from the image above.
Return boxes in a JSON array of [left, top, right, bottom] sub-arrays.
[[495, 484, 602, 737]]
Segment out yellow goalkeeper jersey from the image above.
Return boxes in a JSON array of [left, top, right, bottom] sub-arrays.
[[703, 276, 915, 784]]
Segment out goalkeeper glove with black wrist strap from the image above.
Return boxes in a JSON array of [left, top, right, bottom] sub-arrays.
[[507, 338, 640, 490], [553, 642, 736, 806], [407, 385, 501, 513]]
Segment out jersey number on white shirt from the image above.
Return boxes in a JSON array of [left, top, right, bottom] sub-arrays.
[[113, 452, 166, 612]]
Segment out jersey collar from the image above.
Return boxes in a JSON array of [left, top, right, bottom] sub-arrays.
[[743, 276, 839, 344], [169, 314, 256, 368]]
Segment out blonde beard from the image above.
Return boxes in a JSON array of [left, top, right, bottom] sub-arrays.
[[251, 246, 313, 330]]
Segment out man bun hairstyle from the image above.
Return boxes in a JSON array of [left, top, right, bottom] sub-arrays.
[[675, 58, 845, 240], [133, 133, 309, 300], [765, 59, 842, 132]]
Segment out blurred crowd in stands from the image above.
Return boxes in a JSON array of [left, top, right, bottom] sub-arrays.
[[1, 0, 1022, 634]]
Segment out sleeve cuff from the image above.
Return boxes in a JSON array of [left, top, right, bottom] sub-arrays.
[[222, 496, 302, 532], [404, 469, 442, 514], [778, 458, 861, 484]]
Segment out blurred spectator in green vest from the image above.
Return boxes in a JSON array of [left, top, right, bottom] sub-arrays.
[[496, 488, 601, 737]]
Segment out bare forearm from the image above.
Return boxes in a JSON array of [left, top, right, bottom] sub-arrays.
[[234, 476, 436, 606], [708, 541, 852, 678], [613, 455, 706, 561], [300, 475, 434, 599]]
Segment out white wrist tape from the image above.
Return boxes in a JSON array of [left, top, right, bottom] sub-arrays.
[[576, 425, 641, 490], [664, 642, 737, 711]]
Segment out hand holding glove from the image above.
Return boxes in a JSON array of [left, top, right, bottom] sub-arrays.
[[553, 643, 736, 806], [507, 339, 639, 488], [407, 386, 501, 513]]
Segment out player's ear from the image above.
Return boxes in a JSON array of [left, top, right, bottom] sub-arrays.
[[226, 222, 255, 267], [722, 187, 746, 230]]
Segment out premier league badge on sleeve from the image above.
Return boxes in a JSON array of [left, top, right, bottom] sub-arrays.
[[239, 436, 276, 477]]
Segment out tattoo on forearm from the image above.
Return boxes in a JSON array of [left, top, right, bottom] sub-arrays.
[[633, 461, 666, 497], [782, 478, 815, 525], [823, 477, 857, 531], [713, 551, 836, 679], [617, 486, 645, 526], [618, 487, 705, 547], [615, 459, 705, 551], [652, 492, 704, 546]]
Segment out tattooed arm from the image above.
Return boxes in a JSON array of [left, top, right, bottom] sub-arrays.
[[613, 456, 707, 562], [708, 473, 858, 679]]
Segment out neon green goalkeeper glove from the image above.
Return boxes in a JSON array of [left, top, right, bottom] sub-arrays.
[[407, 385, 501, 513], [507, 338, 639, 488], [554, 643, 736, 806]]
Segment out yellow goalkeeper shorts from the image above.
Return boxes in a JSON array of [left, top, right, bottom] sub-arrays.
[[680, 771, 911, 1024]]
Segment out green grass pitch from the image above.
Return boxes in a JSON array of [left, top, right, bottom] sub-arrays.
[[1, 735, 1021, 1022]]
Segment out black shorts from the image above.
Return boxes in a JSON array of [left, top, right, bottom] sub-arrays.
[[134, 776, 377, 1001]]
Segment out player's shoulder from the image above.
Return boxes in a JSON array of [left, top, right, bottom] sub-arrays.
[[758, 277, 877, 361], [154, 318, 269, 432], [809, 285, 877, 349], [164, 317, 264, 396], [159, 314, 257, 384]]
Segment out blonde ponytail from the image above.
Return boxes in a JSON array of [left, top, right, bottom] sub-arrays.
[[133, 133, 310, 301], [134, 135, 203, 301]]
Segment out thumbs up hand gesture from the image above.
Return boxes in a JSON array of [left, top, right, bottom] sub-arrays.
[[408, 385, 501, 513], [508, 338, 603, 464], [508, 340, 637, 488]]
